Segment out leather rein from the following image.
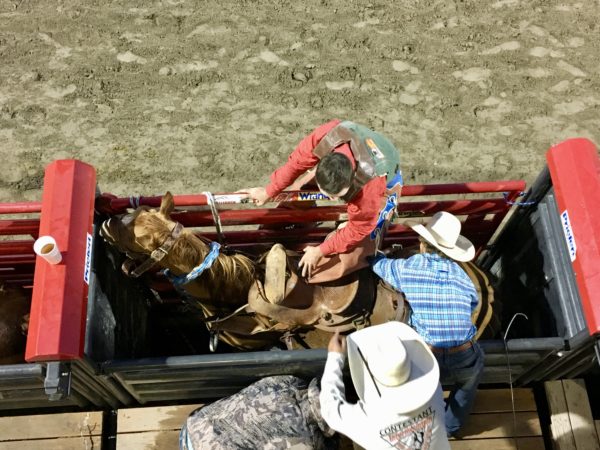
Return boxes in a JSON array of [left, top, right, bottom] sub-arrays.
[[124, 222, 185, 278]]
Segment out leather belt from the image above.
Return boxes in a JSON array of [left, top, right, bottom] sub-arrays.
[[429, 340, 473, 354]]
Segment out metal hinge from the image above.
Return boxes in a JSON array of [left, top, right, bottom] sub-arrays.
[[44, 362, 72, 401]]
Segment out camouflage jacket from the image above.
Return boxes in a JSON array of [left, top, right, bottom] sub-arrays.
[[180, 375, 337, 450]]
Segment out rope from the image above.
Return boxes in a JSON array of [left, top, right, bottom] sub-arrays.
[[503, 192, 536, 207], [503, 312, 529, 439], [163, 241, 221, 287], [203, 191, 225, 243]]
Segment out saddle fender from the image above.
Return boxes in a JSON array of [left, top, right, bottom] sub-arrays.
[[247, 269, 376, 332]]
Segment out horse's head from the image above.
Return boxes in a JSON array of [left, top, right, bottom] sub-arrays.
[[101, 192, 255, 294], [100, 192, 181, 276]]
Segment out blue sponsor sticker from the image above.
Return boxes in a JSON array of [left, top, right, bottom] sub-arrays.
[[560, 210, 577, 262], [298, 192, 331, 201], [84, 232, 93, 284]]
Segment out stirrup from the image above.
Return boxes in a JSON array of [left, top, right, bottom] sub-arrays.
[[264, 243, 287, 305]]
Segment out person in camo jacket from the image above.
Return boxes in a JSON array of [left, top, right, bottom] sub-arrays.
[[179, 375, 337, 450]]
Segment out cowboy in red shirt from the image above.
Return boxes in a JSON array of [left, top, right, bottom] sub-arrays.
[[241, 119, 402, 283]]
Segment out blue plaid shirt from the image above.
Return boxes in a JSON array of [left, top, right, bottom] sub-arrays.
[[372, 253, 478, 347]]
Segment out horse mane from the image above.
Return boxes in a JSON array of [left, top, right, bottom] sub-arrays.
[[137, 213, 256, 303], [171, 233, 256, 289]]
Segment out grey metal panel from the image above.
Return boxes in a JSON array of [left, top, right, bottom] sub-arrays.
[[0, 359, 127, 411], [480, 166, 552, 271], [104, 349, 328, 373], [483, 352, 547, 366], [537, 192, 587, 337], [102, 337, 563, 404], [479, 366, 529, 385], [128, 389, 248, 404], [72, 359, 134, 408], [104, 349, 329, 404], [84, 264, 116, 362], [479, 338, 563, 352], [0, 369, 84, 411]]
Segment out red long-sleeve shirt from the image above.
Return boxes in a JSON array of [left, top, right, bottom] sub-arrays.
[[265, 120, 387, 256]]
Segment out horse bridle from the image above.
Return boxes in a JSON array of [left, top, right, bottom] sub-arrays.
[[124, 222, 185, 278]]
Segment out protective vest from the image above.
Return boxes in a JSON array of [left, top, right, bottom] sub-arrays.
[[312, 121, 401, 202]]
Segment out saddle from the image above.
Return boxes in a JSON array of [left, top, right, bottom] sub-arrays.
[[247, 244, 402, 332], [200, 245, 406, 351]]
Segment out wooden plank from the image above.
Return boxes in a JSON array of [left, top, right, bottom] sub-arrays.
[[562, 379, 600, 450], [116, 429, 365, 450], [545, 380, 576, 450], [469, 388, 537, 413], [458, 412, 541, 439], [116, 431, 545, 450], [0, 411, 102, 441], [116, 430, 180, 450], [115, 398, 545, 449], [118, 404, 203, 433], [451, 437, 544, 450], [0, 436, 101, 450]]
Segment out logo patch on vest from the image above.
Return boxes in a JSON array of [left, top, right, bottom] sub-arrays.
[[379, 407, 435, 450], [371, 193, 398, 241], [365, 138, 385, 159]]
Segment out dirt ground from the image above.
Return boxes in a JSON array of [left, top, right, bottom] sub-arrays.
[[0, 0, 599, 203]]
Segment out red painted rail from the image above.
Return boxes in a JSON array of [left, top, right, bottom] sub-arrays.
[[0, 202, 42, 214], [95, 180, 526, 214], [0, 219, 40, 237]]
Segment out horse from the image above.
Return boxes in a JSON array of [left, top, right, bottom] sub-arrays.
[[0, 284, 31, 364], [100, 192, 497, 351]]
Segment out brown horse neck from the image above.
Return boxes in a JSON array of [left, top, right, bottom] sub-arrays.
[[163, 232, 235, 274], [161, 232, 208, 275], [163, 232, 255, 304]]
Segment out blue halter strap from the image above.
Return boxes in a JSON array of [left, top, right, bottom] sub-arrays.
[[164, 241, 221, 287]]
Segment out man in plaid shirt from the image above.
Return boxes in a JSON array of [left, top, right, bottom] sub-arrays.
[[371, 211, 485, 436]]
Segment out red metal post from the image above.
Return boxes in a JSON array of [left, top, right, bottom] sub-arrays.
[[25, 160, 97, 362], [546, 138, 600, 336]]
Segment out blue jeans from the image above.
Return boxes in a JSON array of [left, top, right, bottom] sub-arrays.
[[434, 342, 485, 435]]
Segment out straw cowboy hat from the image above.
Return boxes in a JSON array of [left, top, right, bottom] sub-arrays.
[[347, 322, 440, 413], [407, 211, 475, 262]]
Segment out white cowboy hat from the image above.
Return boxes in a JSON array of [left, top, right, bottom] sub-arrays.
[[407, 211, 475, 262], [347, 322, 440, 413]]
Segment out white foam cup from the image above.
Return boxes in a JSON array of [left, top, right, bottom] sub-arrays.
[[33, 235, 62, 265]]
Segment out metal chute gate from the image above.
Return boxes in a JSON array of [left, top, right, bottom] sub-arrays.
[[0, 138, 598, 411]]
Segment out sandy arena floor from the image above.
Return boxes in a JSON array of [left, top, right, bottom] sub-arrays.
[[0, 0, 599, 202]]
